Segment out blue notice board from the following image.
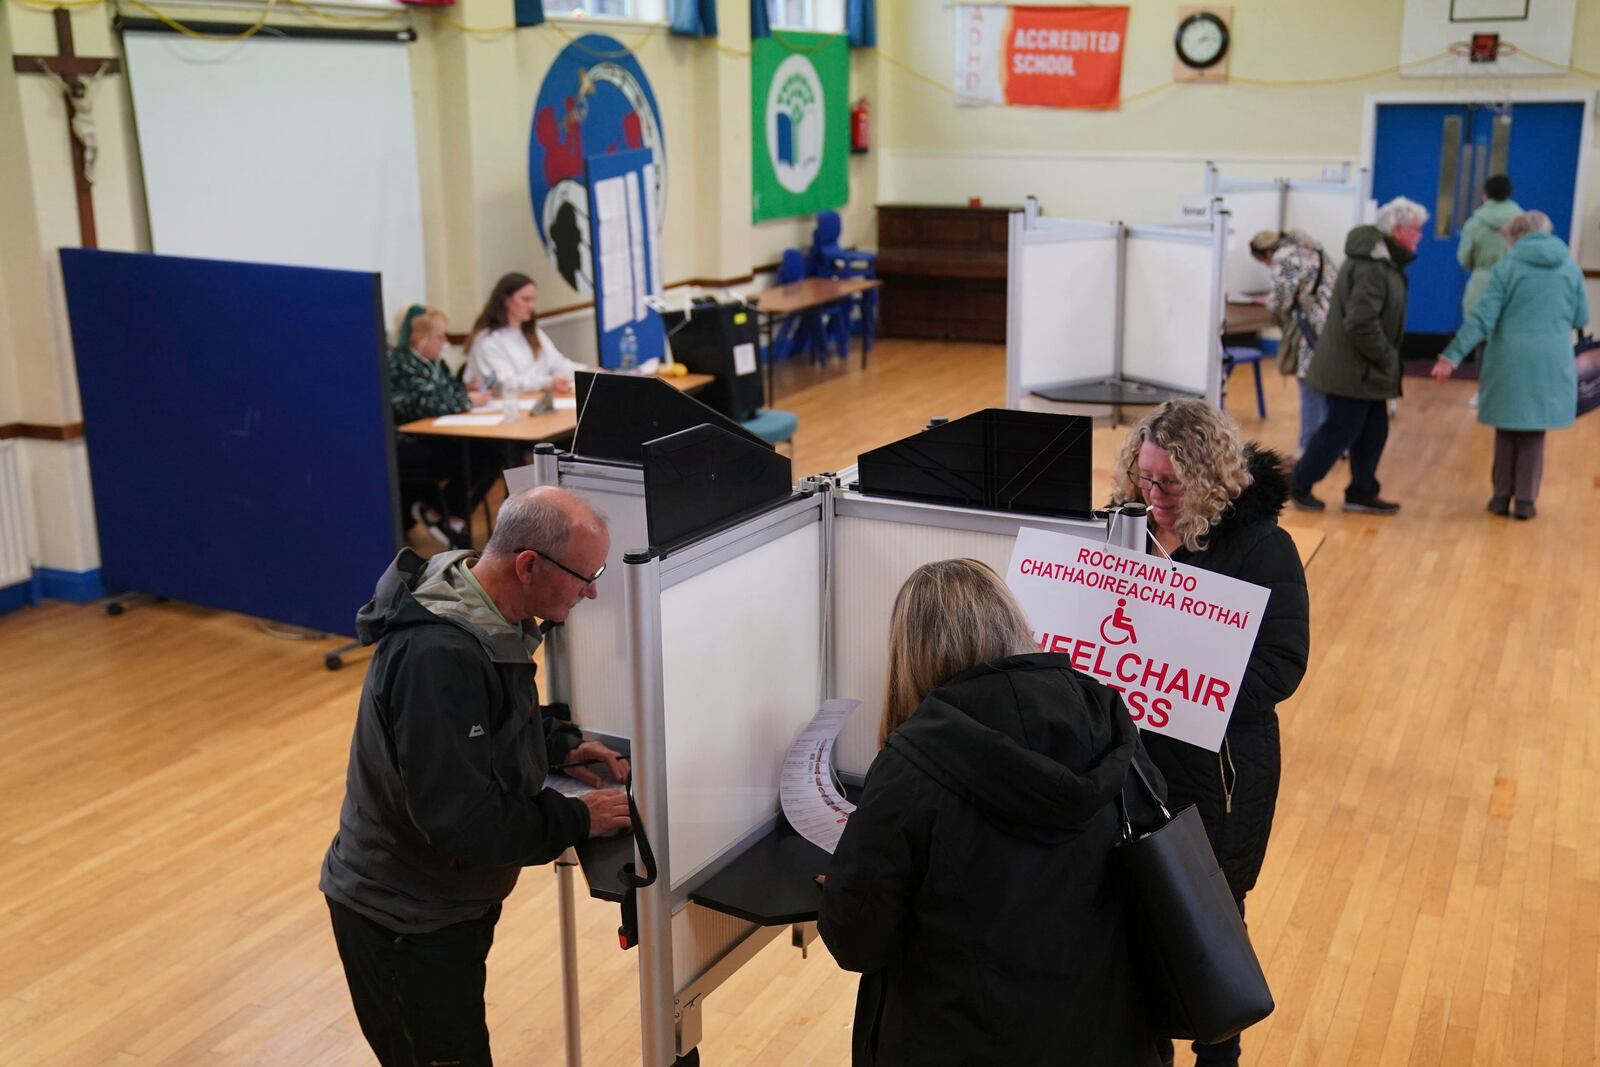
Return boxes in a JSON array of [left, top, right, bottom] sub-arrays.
[[60, 250, 400, 637], [586, 148, 667, 369]]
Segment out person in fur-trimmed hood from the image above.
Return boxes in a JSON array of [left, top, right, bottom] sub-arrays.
[[1110, 399, 1310, 1067]]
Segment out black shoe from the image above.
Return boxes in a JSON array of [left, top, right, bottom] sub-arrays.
[[1511, 499, 1536, 520], [1291, 489, 1325, 512], [1487, 496, 1510, 516], [1343, 496, 1401, 515]]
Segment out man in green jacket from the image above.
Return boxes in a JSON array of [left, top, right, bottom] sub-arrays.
[[1292, 197, 1429, 515]]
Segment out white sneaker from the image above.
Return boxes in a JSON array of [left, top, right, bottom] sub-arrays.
[[1468, 391, 1479, 408]]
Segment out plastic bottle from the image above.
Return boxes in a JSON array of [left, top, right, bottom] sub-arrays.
[[619, 326, 639, 373]]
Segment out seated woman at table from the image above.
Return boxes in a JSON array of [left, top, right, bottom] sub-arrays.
[[390, 305, 495, 548], [464, 272, 580, 395], [818, 558, 1166, 1066]]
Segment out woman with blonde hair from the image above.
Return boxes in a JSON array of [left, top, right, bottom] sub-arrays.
[[1110, 398, 1309, 1067], [818, 558, 1166, 1066]]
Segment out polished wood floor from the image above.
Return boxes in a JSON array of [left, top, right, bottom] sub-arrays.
[[2, 340, 1597, 1065]]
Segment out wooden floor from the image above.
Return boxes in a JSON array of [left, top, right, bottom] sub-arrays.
[[2, 340, 1597, 1065]]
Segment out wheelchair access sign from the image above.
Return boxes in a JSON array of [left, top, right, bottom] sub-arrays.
[[1005, 526, 1270, 752]]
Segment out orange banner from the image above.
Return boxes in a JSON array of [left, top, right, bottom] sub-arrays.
[[1002, 6, 1128, 110]]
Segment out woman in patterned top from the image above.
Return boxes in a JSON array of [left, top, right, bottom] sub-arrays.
[[1249, 230, 1337, 454], [390, 307, 495, 548]]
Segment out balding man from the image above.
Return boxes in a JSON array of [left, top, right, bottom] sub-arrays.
[[321, 486, 630, 1067]]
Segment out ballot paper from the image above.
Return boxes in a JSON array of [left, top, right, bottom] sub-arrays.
[[431, 414, 503, 427], [780, 698, 861, 855]]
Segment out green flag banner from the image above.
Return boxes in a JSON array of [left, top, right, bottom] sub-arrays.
[[751, 33, 849, 223]]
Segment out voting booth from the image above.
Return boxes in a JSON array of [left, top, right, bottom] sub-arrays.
[[1202, 162, 1372, 296], [1006, 201, 1228, 413], [508, 387, 1147, 1065]]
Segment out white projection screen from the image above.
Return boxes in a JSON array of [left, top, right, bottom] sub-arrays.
[[123, 29, 425, 321]]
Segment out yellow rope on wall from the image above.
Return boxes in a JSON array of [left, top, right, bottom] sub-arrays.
[[119, 0, 278, 42]]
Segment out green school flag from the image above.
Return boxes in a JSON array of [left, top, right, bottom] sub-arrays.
[[751, 33, 849, 223]]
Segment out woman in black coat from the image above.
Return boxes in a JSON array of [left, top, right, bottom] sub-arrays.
[[1111, 399, 1311, 1067], [818, 559, 1166, 1066]]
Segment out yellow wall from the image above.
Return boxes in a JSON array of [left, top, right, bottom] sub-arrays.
[[878, 1, 1600, 264]]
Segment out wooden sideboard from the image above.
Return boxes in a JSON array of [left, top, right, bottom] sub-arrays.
[[876, 204, 1015, 343]]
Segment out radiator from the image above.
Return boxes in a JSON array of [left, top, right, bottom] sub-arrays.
[[0, 439, 34, 587]]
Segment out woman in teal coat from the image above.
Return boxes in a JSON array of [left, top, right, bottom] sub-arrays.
[[1433, 211, 1590, 520]]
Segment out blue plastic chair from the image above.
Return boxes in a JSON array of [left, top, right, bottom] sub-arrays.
[[809, 210, 878, 362], [739, 407, 798, 451], [767, 248, 849, 368], [1222, 345, 1268, 419]]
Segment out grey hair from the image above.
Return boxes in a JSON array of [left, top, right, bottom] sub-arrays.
[[484, 488, 576, 558], [1505, 210, 1554, 242], [1374, 196, 1430, 233]]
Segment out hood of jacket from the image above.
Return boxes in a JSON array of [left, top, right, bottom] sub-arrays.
[[1345, 224, 1416, 268], [885, 654, 1140, 842], [354, 549, 537, 665], [1508, 231, 1572, 270], [1469, 198, 1522, 231], [1206, 444, 1290, 544]]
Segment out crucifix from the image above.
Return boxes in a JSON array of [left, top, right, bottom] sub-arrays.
[[11, 7, 121, 248]]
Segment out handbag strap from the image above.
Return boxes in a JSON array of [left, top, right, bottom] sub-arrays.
[[1118, 754, 1173, 842]]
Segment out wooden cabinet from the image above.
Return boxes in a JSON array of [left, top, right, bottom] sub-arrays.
[[876, 204, 1015, 343]]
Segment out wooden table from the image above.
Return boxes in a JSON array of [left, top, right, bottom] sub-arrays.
[[1224, 300, 1276, 335], [750, 277, 884, 404], [397, 373, 713, 536], [396, 373, 713, 442]]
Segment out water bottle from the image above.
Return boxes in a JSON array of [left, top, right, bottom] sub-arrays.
[[619, 327, 639, 374]]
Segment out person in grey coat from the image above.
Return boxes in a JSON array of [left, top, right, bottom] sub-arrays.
[[1432, 211, 1590, 519]]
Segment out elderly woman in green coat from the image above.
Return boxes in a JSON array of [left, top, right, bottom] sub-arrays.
[[1432, 211, 1590, 520]]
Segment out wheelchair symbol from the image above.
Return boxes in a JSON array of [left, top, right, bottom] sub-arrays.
[[1099, 599, 1139, 646]]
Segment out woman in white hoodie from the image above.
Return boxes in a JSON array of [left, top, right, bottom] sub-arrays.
[[464, 272, 580, 393]]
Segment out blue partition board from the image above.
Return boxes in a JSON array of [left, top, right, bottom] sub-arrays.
[[60, 249, 400, 637], [586, 148, 667, 369]]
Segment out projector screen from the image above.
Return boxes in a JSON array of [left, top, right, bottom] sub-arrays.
[[122, 29, 425, 324]]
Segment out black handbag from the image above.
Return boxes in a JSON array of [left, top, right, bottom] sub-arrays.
[[1115, 758, 1274, 1045]]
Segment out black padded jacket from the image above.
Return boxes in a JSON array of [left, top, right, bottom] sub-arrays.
[[320, 549, 587, 934], [819, 654, 1168, 1067], [1139, 446, 1310, 899]]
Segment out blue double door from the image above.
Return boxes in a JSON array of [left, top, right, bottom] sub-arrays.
[[1371, 100, 1584, 348]]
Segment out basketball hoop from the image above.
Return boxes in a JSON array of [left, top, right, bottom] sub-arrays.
[[1448, 35, 1517, 63]]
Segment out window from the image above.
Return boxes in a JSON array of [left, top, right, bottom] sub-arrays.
[[767, 0, 843, 33], [768, 0, 811, 29], [556, 0, 668, 21]]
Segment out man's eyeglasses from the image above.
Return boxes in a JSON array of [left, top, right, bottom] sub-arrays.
[[521, 549, 606, 586], [1133, 473, 1183, 495]]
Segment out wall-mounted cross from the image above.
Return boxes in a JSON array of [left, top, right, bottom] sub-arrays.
[[12, 7, 122, 248]]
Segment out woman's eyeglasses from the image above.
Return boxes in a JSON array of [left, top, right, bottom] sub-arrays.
[[1133, 473, 1183, 495]]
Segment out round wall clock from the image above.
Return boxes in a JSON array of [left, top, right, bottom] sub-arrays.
[[1175, 11, 1230, 70]]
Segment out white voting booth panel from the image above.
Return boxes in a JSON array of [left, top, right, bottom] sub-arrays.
[[829, 493, 1105, 779], [660, 523, 823, 888], [1284, 178, 1369, 267], [1121, 227, 1223, 401], [509, 453, 645, 741], [1009, 217, 1120, 398], [1006, 209, 1225, 409]]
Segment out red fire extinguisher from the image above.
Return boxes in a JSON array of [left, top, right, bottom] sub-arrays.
[[850, 98, 870, 155]]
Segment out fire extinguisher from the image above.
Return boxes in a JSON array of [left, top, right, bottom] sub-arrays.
[[850, 97, 870, 155]]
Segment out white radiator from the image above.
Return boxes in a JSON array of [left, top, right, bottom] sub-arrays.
[[0, 439, 34, 587]]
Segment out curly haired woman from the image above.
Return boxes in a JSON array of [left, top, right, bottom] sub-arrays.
[[1110, 399, 1310, 1067]]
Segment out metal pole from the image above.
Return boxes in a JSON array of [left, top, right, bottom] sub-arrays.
[[1107, 503, 1149, 554], [624, 552, 675, 1067], [556, 849, 583, 1067]]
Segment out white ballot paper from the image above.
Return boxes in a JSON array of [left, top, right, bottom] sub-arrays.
[[780, 698, 860, 855]]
